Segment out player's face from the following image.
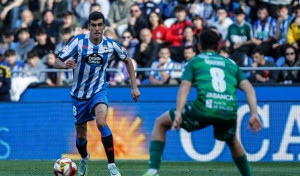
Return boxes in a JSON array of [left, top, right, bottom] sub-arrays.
[[89, 19, 105, 40]]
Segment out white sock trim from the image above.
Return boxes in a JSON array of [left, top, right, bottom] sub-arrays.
[[108, 163, 116, 169]]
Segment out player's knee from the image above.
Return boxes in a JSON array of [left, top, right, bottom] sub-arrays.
[[76, 133, 86, 141], [96, 119, 107, 128], [225, 136, 237, 147]]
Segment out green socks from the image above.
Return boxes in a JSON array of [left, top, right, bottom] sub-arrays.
[[148, 140, 165, 170], [233, 155, 252, 176]]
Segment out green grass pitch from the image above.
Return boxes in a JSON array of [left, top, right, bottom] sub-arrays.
[[0, 160, 299, 176]]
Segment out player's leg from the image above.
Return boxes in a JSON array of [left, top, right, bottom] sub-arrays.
[[76, 123, 88, 158], [94, 103, 121, 176], [76, 123, 90, 176], [226, 136, 252, 176], [143, 111, 173, 176]]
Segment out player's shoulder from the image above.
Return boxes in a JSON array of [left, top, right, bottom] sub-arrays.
[[73, 33, 87, 41]]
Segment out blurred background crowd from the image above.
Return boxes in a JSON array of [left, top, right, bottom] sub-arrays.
[[0, 0, 300, 96]]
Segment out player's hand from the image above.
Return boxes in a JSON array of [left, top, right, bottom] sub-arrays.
[[131, 87, 141, 102], [65, 60, 76, 69], [171, 112, 182, 132], [247, 114, 263, 135]]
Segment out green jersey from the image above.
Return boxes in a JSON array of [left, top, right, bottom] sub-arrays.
[[181, 52, 247, 120], [227, 21, 253, 45]]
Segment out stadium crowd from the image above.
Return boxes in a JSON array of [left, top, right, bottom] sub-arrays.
[[0, 0, 300, 101]]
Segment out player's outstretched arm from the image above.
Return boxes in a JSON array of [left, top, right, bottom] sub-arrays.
[[54, 58, 76, 69], [172, 80, 192, 131], [124, 56, 141, 102], [239, 79, 263, 134]]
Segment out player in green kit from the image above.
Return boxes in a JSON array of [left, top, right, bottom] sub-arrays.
[[142, 29, 263, 176]]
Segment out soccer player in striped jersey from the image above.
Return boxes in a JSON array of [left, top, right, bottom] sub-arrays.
[[55, 11, 140, 176], [142, 29, 263, 176]]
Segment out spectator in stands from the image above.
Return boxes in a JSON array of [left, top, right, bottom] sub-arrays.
[[14, 28, 35, 61], [279, 45, 300, 84], [0, 29, 18, 54], [149, 12, 168, 44], [108, 46, 138, 85], [244, 0, 259, 24], [72, 0, 94, 26], [210, 7, 233, 40], [1, 50, 25, 78], [121, 30, 139, 58], [217, 0, 240, 18], [108, 0, 134, 37], [149, 46, 175, 85], [45, 52, 62, 86], [190, 0, 216, 25], [0, 0, 24, 31], [273, 5, 291, 59], [14, 9, 39, 39], [192, 15, 204, 44], [181, 26, 199, 54], [260, 0, 292, 19], [55, 28, 72, 54], [0, 65, 11, 102], [40, 10, 61, 44], [170, 46, 196, 83], [33, 28, 55, 59], [159, 0, 178, 21], [218, 46, 231, 58], [138, 0, 160, 18], [249, 47, 278, 83], [104, 27, 119, 41], [128, 3, 148, 39], [226, 8, 253, 67], [287, 16, 300, 50], [60, 11, 81, 35], [89, 3, 110, 25], [45, 0, 71, 19], [26, 50, 47, 84], [166, 4, 193, 62], [252, 5, 277, 56], [134, 28, 160, 81]]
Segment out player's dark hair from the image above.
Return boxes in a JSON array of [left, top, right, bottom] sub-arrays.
[[3, 29, 14, 37], [251, 47, 265, 56], [174, 4, 187, 13], [27, 50, 39, 59], [278, 4, 288, 11], [184, 46, 196, 53], [216, 6, 227, 12], [200, 29, 220, 51], [43, 10, 53, 18], [4, 50, 16, 57], [88, 11, 105, 24], [36, 28, 46, 36], [159, 45, 170, 52]]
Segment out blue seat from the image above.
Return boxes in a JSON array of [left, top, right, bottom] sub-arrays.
[[264, 56, 275, 62], [276, 56, 285, 67]]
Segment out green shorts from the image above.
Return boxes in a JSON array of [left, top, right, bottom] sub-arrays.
[[169, 103, 237, 141]]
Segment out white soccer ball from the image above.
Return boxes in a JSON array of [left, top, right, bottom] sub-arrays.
[[53, 157, 77, 176]]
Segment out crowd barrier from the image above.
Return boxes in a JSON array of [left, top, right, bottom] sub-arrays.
[[0, 86, 300, 161]]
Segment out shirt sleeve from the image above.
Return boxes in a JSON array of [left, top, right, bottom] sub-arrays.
[[237, 66, 247, 84], [180, 60, 194, 83], [58, 36, 79, 62], [113, 41, 127, 61]]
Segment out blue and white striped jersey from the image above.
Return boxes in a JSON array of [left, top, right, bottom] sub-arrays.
[[278, 15, 291, 44], [58, 32, 127, 99], [253, 16, 277, 41]]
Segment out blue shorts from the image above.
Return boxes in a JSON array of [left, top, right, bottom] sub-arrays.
[[71, 89, 109, 125]]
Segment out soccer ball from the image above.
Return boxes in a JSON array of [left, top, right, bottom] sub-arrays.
[[53, 157, 77, 176]]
